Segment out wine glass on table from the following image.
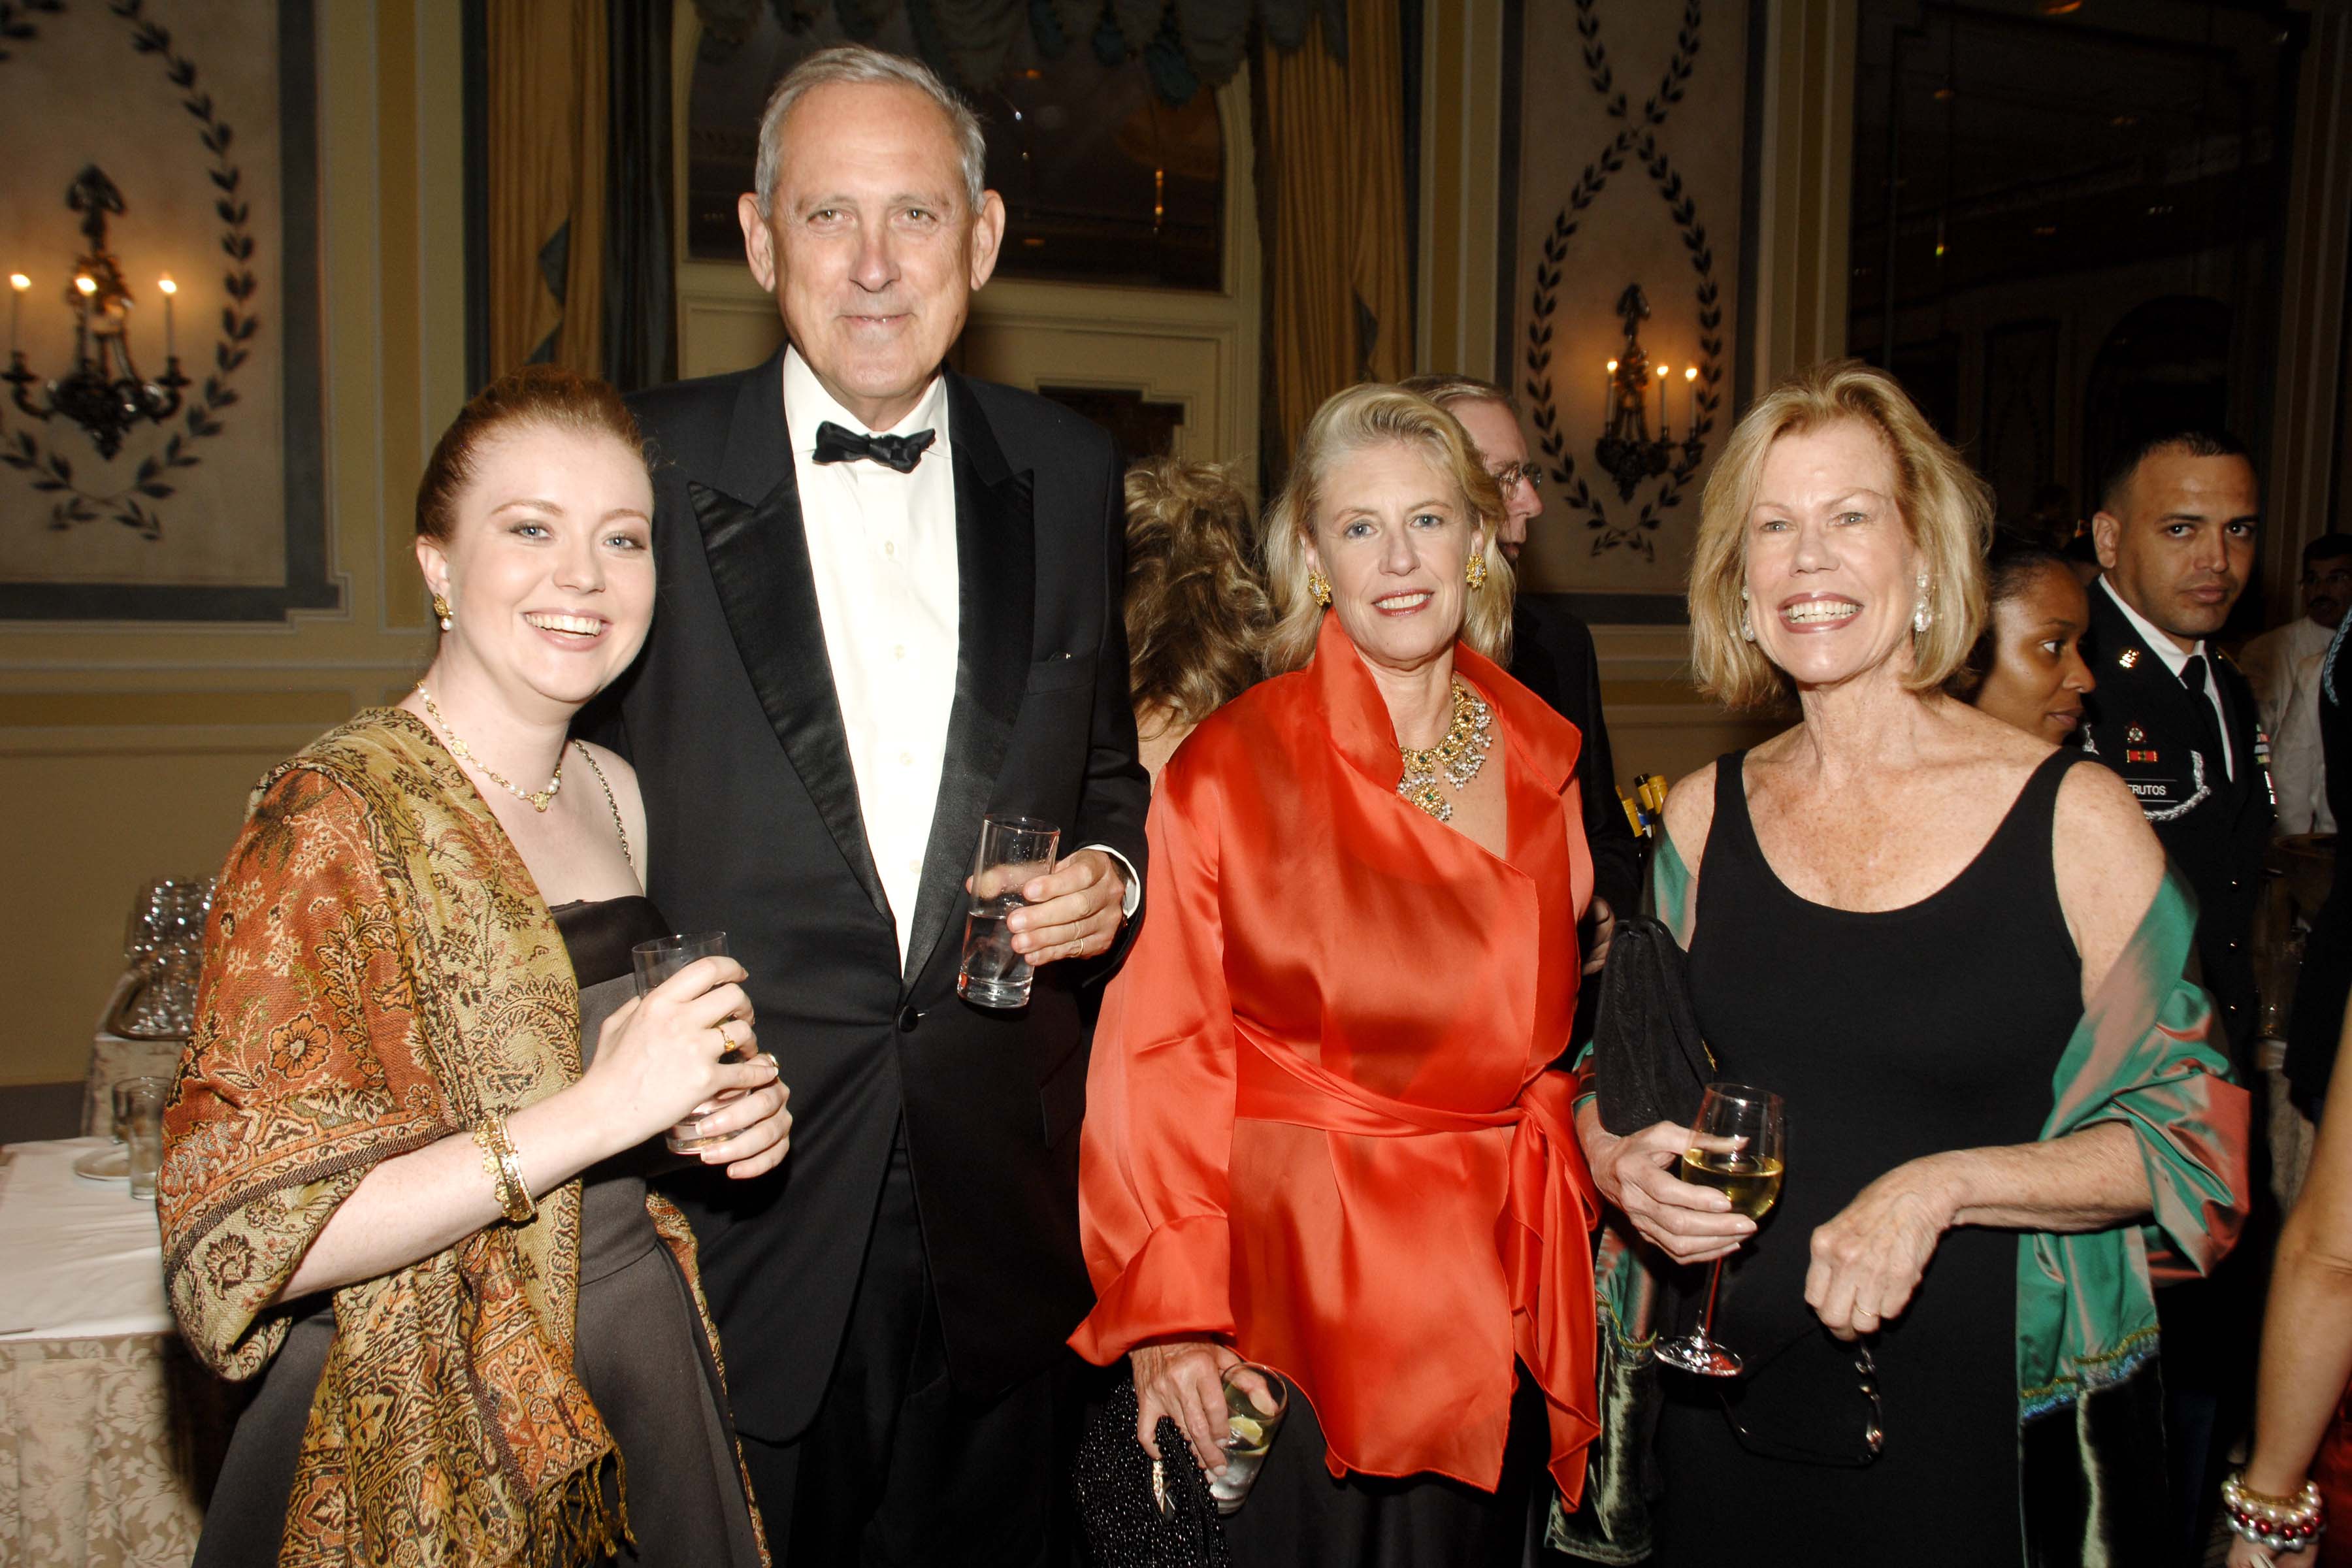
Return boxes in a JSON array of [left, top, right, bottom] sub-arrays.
[[1653, 1082, 1786, 1378]]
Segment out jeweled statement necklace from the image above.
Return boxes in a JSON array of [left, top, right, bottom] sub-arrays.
[[415, 683, 563, 811], [1396, 680, 1494, 823]]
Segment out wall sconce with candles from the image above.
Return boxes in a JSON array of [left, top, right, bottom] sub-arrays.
[[1592, 282, 1705, 502], [6, 165, 188, 461]]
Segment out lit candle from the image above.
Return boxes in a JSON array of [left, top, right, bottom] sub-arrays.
[[1603, 360, 1617, 424], [157, 276, 176, 359], [1684, 365, 1699, 433], [1656, 365, 1669, 436], [7, 274, 25, 357]]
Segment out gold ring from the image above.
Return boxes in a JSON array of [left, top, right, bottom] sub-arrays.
[[715, 1022, 738, 1056]]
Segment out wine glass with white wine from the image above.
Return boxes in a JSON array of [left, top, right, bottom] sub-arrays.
[[1653, 1082, 1786, 1378]]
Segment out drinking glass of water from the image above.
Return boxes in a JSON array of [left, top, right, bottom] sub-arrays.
[[1207, 1362, 1290, 1514], [630, 931, 745, 1154], [120, 1077, 169, 1201], [958, 816, 1060, 1009]]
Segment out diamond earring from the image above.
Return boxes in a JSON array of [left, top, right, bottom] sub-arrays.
[[1912, 570, 1931, 635], [1466, 555, 1488, 591]]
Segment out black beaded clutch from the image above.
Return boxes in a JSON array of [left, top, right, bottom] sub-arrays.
[[1071, 1380, 1233, 1567]]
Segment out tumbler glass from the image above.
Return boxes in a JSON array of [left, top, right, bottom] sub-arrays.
[[629, 932, 746, 1154], [1207, 1362, 1290, 1514], [120, 1078, 169, 1200], [957, 816, 1060, 1009]]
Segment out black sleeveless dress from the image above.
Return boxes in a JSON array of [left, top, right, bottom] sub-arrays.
[[1649, 749, 2086, 1567], [193, 896, 763, 1567]]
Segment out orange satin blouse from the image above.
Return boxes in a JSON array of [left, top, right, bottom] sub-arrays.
[[1070, 614, 1603, 1501]]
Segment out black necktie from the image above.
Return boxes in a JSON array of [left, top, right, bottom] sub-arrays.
[[812, 421, 935, 474], [2180, 654, 2232, 779]]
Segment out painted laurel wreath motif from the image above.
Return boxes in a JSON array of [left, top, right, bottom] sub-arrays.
[[1525, 0, 1722, 561], [0, 0, 260, 539]]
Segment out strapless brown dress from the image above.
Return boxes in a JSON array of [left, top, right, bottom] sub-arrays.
[[193, 895, 763, 1567]]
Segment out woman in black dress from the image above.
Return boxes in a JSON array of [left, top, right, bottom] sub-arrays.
[[1560, 363, 2247, 1565], [164, 370, 785, 1566]]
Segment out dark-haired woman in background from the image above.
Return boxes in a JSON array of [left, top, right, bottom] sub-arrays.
[[163, 368, 786, 1567], [1954, 536, 2097, 743], [1122, 456, 1275, 781]]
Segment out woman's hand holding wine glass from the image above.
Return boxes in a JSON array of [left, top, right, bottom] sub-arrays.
[[1654, 1084, 1786, 1378], [1583, 1117, 1759, 1266]]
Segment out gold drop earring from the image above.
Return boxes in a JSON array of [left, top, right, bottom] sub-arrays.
[[1309, 570, 1332, 608], [432, 593, 453, 632]]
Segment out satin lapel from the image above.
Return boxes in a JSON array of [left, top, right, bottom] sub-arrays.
[[688, 354, 889, 922], [902, 375, 1037, 986]]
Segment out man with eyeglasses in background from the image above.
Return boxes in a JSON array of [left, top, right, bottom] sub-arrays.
[[1401, 373, 1638, 978], [2245, 531, 2352, 834]]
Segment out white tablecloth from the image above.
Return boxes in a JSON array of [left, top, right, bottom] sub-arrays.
[[0, 1138, 204, 1566]]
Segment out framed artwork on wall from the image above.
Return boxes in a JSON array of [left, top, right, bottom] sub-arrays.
[[0, 0, 332, 621], [1497, 0, 1753, 625]]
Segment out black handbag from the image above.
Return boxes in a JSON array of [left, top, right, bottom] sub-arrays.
[[1586, 914, 1714, 1135], [1071, 1380, 1233, 1567]]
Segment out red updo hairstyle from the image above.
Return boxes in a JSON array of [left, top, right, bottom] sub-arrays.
[[415, 365, 647, 544]]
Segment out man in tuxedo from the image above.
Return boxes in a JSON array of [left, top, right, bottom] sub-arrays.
[[1400, 374, 1639, 946], [591, 45, 1149, 1565], [2076, 429, 2266, 1552]]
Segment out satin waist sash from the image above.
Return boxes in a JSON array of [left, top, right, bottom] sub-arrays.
[[1232, 1022, 1603, 1497]]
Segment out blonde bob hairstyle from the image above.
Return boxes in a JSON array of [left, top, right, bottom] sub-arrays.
[[1261, 384, 1515, 675], [1690, 359, 1993, 710]]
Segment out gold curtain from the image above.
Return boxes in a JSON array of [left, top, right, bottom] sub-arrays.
[[487, 0, 608, 378], [1254, 0, 1412, 475]]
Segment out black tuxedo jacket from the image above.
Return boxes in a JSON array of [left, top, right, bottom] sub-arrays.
[[590, 350, 1150, 1442], [2078, 585, 2272, 1062], [1509, 593, 1640, 919]]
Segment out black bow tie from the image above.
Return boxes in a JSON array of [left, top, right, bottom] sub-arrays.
[[812, 421, 935, 474]]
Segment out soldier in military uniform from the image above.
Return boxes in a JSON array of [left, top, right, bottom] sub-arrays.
[[2081, 431, 2271, 1066], [2079, 428, 2266, 1552]]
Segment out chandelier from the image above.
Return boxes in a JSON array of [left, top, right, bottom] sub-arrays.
[[6, 165, 188, 461]]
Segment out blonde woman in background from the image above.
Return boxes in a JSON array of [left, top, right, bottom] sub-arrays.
[[1121, 457, 1274, 781]]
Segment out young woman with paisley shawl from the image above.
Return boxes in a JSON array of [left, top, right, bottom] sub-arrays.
[[160, 370, 791, 1567]]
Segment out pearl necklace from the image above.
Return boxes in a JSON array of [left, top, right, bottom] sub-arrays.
[[414, 683, 563, 811], [1396, 681, 1494, 823]]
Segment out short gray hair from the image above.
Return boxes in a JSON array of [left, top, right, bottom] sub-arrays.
[[753, 45, 988, 218]]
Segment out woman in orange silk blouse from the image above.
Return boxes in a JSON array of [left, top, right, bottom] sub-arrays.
[[1070, 384, 1603, 1565]]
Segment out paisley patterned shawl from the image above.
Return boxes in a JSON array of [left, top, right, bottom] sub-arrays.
[[1552, 843, 2250, 1565], [159, 708, 692, 1567]]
